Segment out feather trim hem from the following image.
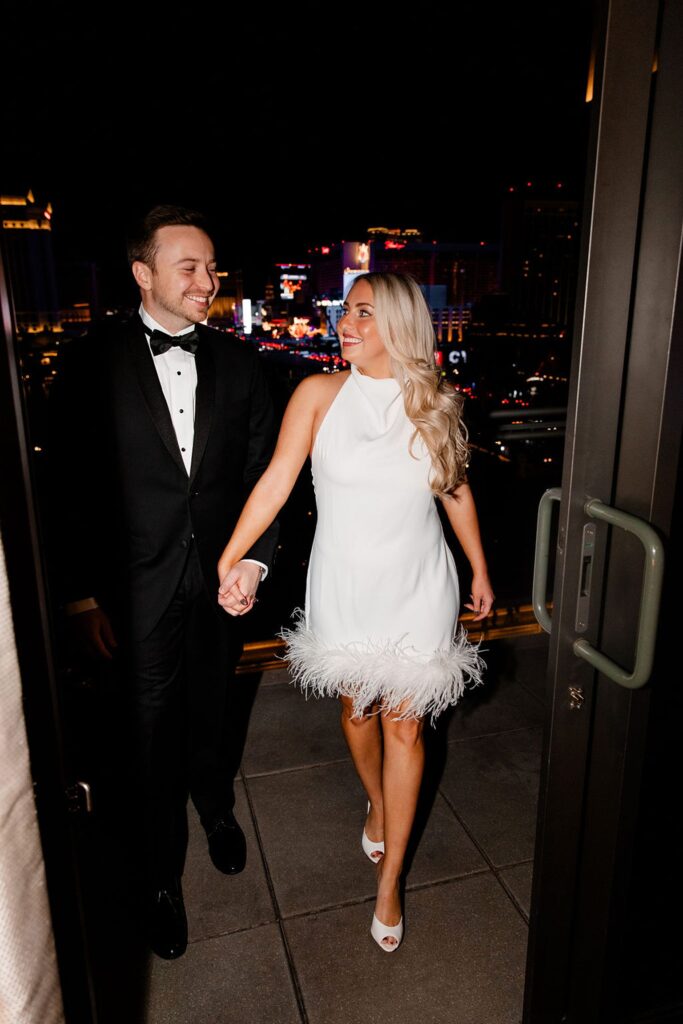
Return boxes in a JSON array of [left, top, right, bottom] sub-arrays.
[[278, 609, 485, 723]]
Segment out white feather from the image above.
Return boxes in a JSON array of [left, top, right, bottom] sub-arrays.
[[278, 609, 485, 723]]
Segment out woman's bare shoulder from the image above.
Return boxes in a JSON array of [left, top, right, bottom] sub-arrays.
[[293, 370, 350, 407]]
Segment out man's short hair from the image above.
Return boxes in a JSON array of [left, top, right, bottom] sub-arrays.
[[127, 205, 210, 268]]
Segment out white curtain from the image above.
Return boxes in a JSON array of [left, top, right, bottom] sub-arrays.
[[0, 534, 64, 1024]]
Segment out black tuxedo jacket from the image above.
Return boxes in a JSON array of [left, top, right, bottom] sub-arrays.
[[50, 317, 278, 639]]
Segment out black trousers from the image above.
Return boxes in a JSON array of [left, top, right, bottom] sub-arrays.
[[125, 543, 243, 885]]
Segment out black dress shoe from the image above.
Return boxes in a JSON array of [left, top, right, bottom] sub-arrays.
[[206, 814, 247, 874], [147, 879, 188, 959]]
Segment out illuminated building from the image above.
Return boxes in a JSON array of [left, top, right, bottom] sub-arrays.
[[208, 269, 243, 326], [277, 264, 311, 304], [367, 227, 423, 242], [0, 189, 60, 331], [433, 305, 472, 344], [342, 242, 371, 296], [274, 262, 313, 309]]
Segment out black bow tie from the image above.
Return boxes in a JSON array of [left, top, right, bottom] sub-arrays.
[[147, 326, 200, 356]]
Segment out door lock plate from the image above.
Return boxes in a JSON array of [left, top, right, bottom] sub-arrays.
[[568, 685, 585, 710], [575, 522, 596, 632]]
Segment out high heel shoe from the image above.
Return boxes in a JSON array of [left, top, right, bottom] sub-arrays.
[[362, 801, 384, 863], [371, 912, 404, 952]]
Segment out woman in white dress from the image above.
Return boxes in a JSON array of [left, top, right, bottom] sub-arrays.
[[217, 273, 494, 951]]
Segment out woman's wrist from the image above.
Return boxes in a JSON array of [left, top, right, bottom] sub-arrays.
[[218, 549, 235, 580]]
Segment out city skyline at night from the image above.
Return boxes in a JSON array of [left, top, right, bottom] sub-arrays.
[[2, 2, 593, 301]]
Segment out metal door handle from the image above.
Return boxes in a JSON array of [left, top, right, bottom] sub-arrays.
[[533, 487, 562, 633], [572, 499, 664, 689]]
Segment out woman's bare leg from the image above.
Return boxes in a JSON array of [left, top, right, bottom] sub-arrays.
[[375, 708, 425, 936], [339, 696, 384, 845]]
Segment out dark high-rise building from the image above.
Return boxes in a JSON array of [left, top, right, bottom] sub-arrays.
[[501, 188, 580, 325], [370, 235, 499, 308], [0, 190, 59, 331], [308, 243, 344, 298], [463, 186, 580, 411], [306, 232, 499, 309]]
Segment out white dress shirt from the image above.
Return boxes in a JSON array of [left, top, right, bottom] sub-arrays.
[[140, 306, 198, 474]]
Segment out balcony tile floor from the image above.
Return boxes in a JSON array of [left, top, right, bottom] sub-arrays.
[[142, 633, 548, 1024]]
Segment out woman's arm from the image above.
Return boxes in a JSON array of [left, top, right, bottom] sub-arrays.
[[217, 375, 321, 615], [440, 483, 495, 621]]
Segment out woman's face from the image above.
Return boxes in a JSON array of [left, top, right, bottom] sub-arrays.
[[337, 278, 393, 378]]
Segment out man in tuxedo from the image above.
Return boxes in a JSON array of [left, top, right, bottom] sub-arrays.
[[51, 206, 277, 959]]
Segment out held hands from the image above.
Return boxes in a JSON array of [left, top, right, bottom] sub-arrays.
[[464, 573, 495, 622], [218, 560, 263, 617]]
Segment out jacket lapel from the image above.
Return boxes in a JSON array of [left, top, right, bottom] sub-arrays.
[[127, 322, 187, 478], [190, 334, 215, 484]]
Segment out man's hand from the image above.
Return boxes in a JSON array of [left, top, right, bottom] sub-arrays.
[[68, 607, 118, 660], [463, 573, 495, 622], [218, 560, 262, 617]]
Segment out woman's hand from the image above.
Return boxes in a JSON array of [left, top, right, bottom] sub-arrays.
[[464, 573, 495, 621], [218, 560, 263, 616]]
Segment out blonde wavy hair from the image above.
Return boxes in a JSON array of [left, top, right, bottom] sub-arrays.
[[355, 272, 469, 496]]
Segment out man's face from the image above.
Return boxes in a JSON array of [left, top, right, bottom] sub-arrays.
[[133, 225, 219, 332]]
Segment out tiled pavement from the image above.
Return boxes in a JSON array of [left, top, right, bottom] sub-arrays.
[[144, 633, 548, 1024]]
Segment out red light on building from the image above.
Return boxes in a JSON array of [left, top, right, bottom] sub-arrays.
[[479, 241, 486, 246], [508, 186, 515, 192], [526, 181, 533, 188], [434, 350, 443, 367], [556, 182, 563, 189], [384, 240, 406, 250], [321, 246, 330, 254]]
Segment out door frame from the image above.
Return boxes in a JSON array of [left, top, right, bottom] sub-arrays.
[[0, 248, 96, 1022]]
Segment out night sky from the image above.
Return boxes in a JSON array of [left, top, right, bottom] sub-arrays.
[[3, 2, 593, 301]]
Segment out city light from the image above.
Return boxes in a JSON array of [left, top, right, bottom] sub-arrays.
[[288, 317, 318, 341], [242, 298, 252, 335], [585, 49, 595, 102]]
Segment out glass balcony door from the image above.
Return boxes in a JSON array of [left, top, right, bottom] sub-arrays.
[[524, 1, 683, 1020]]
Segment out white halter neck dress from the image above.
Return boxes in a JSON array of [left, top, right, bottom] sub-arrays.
[[281, 365, 484, 720]]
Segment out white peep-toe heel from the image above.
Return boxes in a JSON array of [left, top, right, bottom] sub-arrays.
[[362, 801, 385, 863], [371, 912, 404, 952]]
